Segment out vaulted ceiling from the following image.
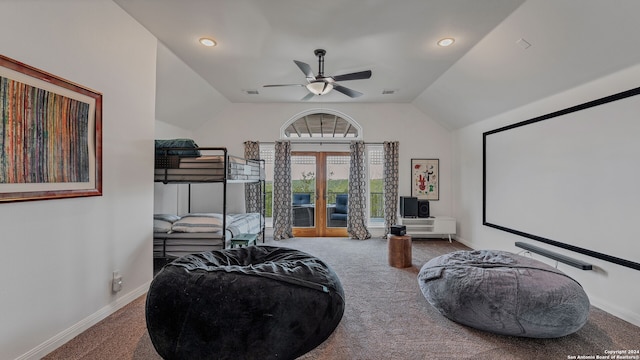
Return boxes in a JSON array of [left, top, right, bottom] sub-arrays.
[[115, 0, 640, 130]]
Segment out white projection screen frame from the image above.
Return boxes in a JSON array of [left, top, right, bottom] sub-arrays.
[[483, 86, 640, 271]]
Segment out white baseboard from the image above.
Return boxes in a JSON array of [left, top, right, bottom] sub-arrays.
[[17, 281, 151, 360], [590, 296, 640, 328], [369, 227, 386, 238], [452, 235, 473, 249]]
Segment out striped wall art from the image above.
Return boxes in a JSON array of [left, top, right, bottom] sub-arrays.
[[0, 55, 102, 202]]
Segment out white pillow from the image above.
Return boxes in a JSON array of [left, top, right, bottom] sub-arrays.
[[171, 213, 232, 233], [154, 219, 173, 233], [154, 214, 181, 223]]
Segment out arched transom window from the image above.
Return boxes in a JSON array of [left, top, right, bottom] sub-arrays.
[[283, 112, 359, 139]]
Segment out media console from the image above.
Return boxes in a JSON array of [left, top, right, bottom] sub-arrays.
[[398, 216, 456, 242]]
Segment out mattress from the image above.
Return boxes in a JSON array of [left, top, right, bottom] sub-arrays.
[[154, 155, 263, 183], [153, 212, 264, 258]]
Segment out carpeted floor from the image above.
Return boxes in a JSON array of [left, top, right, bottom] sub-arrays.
[[45, 237, 640, 360]]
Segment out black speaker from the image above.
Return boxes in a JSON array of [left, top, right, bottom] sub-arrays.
[[418, 200, 430, 218], [400, 196, 418, 218]]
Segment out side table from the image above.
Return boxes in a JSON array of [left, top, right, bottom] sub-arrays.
[[387, 234, 412, 268], [230, 233, 258, 248]]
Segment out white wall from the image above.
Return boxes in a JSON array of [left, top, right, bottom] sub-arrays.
[[155, 41, 231, 130], [183, 102, 453, 219], [452, 63, 640, 327], [153, 41, 233, 216], [155, 120, 194, 139], [0, 1, 157, 359], [154, 120, 194, 215]]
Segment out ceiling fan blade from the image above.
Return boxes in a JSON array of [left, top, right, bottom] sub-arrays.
[[293, 60, 316, 80], [333, 84, 363, 98], [301, 92, 315, 101], [331, 70, 372, 82], [263, 84, 305, 87]]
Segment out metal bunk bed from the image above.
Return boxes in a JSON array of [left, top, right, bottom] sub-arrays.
[[153, 144, 265, 260]]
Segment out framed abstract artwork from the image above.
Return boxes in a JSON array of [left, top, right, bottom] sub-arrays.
[[0, 54, 102, 202], [411, 158, 438, 200]]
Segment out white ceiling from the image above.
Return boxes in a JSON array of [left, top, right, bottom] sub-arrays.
[[115, 0, 640, 130]]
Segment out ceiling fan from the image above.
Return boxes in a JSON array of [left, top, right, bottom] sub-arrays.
[[264, 49, 372, 100]]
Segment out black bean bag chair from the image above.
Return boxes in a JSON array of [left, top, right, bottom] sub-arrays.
[[418, 250, 589, 338], [146, 246, 345, 360]]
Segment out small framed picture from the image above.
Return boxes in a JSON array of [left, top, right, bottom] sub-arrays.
[[411, 159, 438, 200]]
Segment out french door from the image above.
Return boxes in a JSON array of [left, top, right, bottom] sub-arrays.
[[291, 152, 349, 237]]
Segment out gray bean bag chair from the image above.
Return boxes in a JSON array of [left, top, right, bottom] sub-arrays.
[[146, 246, 345, 360], [418, 250, 589, 338]]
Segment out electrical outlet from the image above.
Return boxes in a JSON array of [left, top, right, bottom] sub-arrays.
[[112, 271, 123, 293]]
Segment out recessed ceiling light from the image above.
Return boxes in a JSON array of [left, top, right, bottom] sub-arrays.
[[437, 38, 455, 47], [199, 37, 217, 47]]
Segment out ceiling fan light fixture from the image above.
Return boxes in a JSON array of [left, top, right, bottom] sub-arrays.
[[265, 49, 371, 98], [306, 81, 333, 95]]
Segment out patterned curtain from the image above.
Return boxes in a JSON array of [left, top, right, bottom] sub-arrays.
[[243, 141, 261, 213], [383, 141, 400, 236], [347, 141, 372, 240], [272, 140, 293, 239]]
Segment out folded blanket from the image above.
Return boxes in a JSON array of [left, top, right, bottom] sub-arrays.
[[171, 213, 232, 233], [155, 139, 201, 157]]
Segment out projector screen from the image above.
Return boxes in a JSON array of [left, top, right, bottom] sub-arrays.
[[483, 86, 640, 271]]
